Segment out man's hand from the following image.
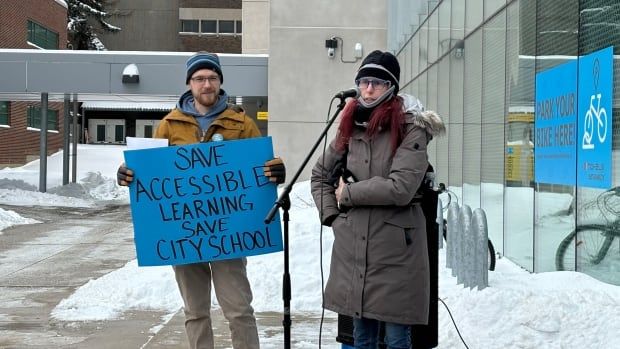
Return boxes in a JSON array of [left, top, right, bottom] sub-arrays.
[[117, 163, 134, 186], [263, 157, 286, 184]]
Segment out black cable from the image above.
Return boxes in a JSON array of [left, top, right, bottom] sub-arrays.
[[318, 97, 338, 348], [438, 297, 470, 349], [332, 36, 359, 63]]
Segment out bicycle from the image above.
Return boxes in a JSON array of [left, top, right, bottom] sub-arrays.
[[555, 186, 620, 271], [437, 183, 497, 271]]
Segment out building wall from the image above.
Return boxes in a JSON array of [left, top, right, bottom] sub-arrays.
[[242, 0, 269, 54], [268, 0, 387, 180], [0, 0, 67, 166], [99, 0, 243, 53], [97, 0, 180, 51], [0, 0, 68, 49], [180, 34, 242, 53], [0, 101, 65, 166], [389, 0, 620, 285]]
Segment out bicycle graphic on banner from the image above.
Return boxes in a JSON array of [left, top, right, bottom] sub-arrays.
[[581, 59, 608, 151]]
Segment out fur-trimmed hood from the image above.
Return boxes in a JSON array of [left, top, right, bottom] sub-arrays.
[[400, 93, 446, 139]]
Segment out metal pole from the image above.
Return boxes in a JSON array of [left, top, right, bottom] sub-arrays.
[[39, 92, 48, 192], [72, 93, 78, 183], [81, 104, 86, 144], [62, 93, 70, 185]]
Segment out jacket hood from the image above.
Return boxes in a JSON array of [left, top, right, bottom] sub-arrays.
[[400, 93, 446, 139], [176, 89, 229, 119]]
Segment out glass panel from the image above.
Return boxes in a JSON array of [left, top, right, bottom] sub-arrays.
[[533, 0, 579, 274], [236, 20, 242, 34], [427, 64, 439, 165], [462, 30, 482, 209], [0, 102, 8, 125], [97, 125, 106, 142], [47, 110, 58, 130], [144, 125, 153, 138], [47, 30, 59, 49], [428, 7, 439, 64], [451, 0, 465, 45], [449, 27, 465, 188], [400, 40, 410, 86], [436, 58, 450, 185], [201, 20, 217, 33], [418, 21, 428, 72], [115, 124, 124, 142], [438, 0, 452, 57], [181, 20, 199, 32], [484, 0, 506, 20], [465, 0, 483, 35], [27, 21, 35, 42], [504, 0, 535, 272], [219, 20, 235, 34], [569, 0, 620, 285], [411, 31, 420, 78], [481, 11, 506, 255]]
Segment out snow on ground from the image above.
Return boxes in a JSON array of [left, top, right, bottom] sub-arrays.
[[1, 144, 619, 348]]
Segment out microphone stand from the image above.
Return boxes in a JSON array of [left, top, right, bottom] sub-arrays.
[[264, 96, 348, 349]]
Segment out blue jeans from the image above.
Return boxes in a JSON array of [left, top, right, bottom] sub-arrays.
[[353, 317, 411, 349]]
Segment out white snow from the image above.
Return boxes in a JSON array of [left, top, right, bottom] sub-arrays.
[[1, 144, 619, 348]]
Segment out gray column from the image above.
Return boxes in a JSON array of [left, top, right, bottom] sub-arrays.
[[39, 92, 48, 192], [72, 94, 78, 183], [62, 93, 70, 185]]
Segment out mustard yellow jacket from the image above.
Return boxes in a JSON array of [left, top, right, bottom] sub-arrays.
[[154, 107, 261, 145]]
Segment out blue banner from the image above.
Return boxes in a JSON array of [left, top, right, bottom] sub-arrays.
[[124, 137, 283, 266], [534, 59, 578, 185], [577, 46, 613, 189]]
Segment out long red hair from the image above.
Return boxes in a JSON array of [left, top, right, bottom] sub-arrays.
[[335, 96, 405, 154]]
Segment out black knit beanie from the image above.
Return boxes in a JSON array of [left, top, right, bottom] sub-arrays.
[[185, 52, 224, 84], [355, 50, 400, 94]]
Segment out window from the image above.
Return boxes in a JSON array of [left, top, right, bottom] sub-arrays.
[[97, 125, 106, 142], [27, 20, 59, 49], [0, 102, 8, 126], [27, 106, 58, 130], [219, 20, 235, 34], [236, 21, 242, 34], [181, 20, 199, 33], [115, 125, 124, 142], [201, 20, 217, 33], [144, 125, 153, 138]]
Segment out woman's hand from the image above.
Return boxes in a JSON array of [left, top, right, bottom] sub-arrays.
[[335, 177, 345, 204]]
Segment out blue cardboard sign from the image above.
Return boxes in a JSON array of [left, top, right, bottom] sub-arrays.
[[577, 46, 613, 188], [124, 137, 283, 266], [535, 59, 578, 185]]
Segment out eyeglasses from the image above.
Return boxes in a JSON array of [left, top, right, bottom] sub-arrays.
[[355, 77, 391, 90], [190, 76, 220, 84]]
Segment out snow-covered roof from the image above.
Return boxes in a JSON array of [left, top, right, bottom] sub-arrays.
[[81, 101, 175, 111], [55, 0, 68, 9]]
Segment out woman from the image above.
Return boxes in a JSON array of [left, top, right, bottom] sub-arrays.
[[311, 50, 443, 349]]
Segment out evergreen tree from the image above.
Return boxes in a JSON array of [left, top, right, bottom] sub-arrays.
[[67, 0, 120, 50]]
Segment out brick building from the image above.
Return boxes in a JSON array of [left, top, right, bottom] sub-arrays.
[[0, 0, 68, 166]]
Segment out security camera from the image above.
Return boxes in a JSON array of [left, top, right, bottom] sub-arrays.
[[325, 38, 338, 59], [327, 47, 335, 58]]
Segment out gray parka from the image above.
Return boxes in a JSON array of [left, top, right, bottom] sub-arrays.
[[310, 95, 444, 325]]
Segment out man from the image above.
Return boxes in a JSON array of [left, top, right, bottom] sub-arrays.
[[117, 52, 285, 349]]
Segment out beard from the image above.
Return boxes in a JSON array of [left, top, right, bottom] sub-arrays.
[[194, 91, 218, 109]]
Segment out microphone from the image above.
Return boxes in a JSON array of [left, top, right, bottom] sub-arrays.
[[334, 87, 360, 99]]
